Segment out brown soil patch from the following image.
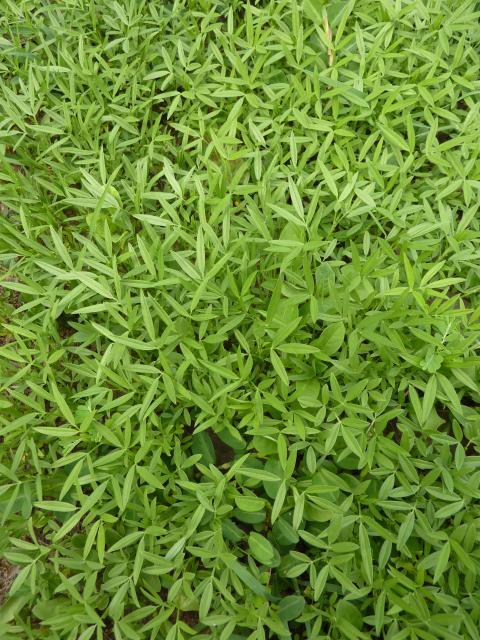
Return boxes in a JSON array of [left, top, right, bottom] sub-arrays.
[[0, 559, 19, 603]]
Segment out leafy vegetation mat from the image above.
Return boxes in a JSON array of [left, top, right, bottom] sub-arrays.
[[1, 1, 480, 639]]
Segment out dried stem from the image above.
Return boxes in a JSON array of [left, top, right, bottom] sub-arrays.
[[323, 14, 334, 66]]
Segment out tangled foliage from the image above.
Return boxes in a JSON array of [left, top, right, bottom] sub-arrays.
[[1, 1, 480, 639]]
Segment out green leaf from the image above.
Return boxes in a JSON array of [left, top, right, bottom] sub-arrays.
[[315, 323, 345, 355], [278, 595, 305, 622], [378, 123, 410, 152], [359, 523, 373, 585], [437, 373, 462, 413], [50, 381, 76, 427], [33, 501, 76, 512], [277, 343, 319, 354], [422, 375, 437, 424], [108, 531, 144, 553], [199, 580, 213, 621], [236, 468, 281, 482], [271, 481, 287, 524], [223, 557, 269, 597], [53, 481, 108, 541], [165, 536, 186, 560], [191, 431, 216, 465], [433, 541, 451, 583], [435, 501, 465, 519], [270, 349, 289, 386], [314, 565, 330, 601], [397, 511, 415, 549], [248, 532, 275, 564], [235, 495, 266, 512]]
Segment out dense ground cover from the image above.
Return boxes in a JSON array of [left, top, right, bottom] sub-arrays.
[[1, 0, 480, 638]]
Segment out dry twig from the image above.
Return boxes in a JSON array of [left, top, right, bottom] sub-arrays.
[[323, 14, 334, 66]]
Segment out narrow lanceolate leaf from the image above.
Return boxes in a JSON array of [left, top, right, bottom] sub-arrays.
[[74, 272, 115, 299], [33, 501, 76, 512], [314, 565, 330, 601], [50, 381, 76, 426], [422, 375, 437, 424], [433, 541, 450, 584], [359, 523, 373, 585], [53, 482, 108, 541], [435, 501, 465, 519], [235, 468, 281, 482], [165, 536, 187, 560], [199, 359, 238, 380], [318, 160, 338, 197], [377, 123, 410, 152], [397, 511, 415, 549], [134, 213, 172, 227], [108, 531, 144, 553], [271, 481, 287, 524], [437, 373, 462, 413], [223, 557, 268, 597], [140, 291, 156, 341], [270, 349, 289, 386], [133, 536, 145, 584], [199, 580, 213, 620], [121, 466, 136, 511], [288, 176, 304, 221]]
